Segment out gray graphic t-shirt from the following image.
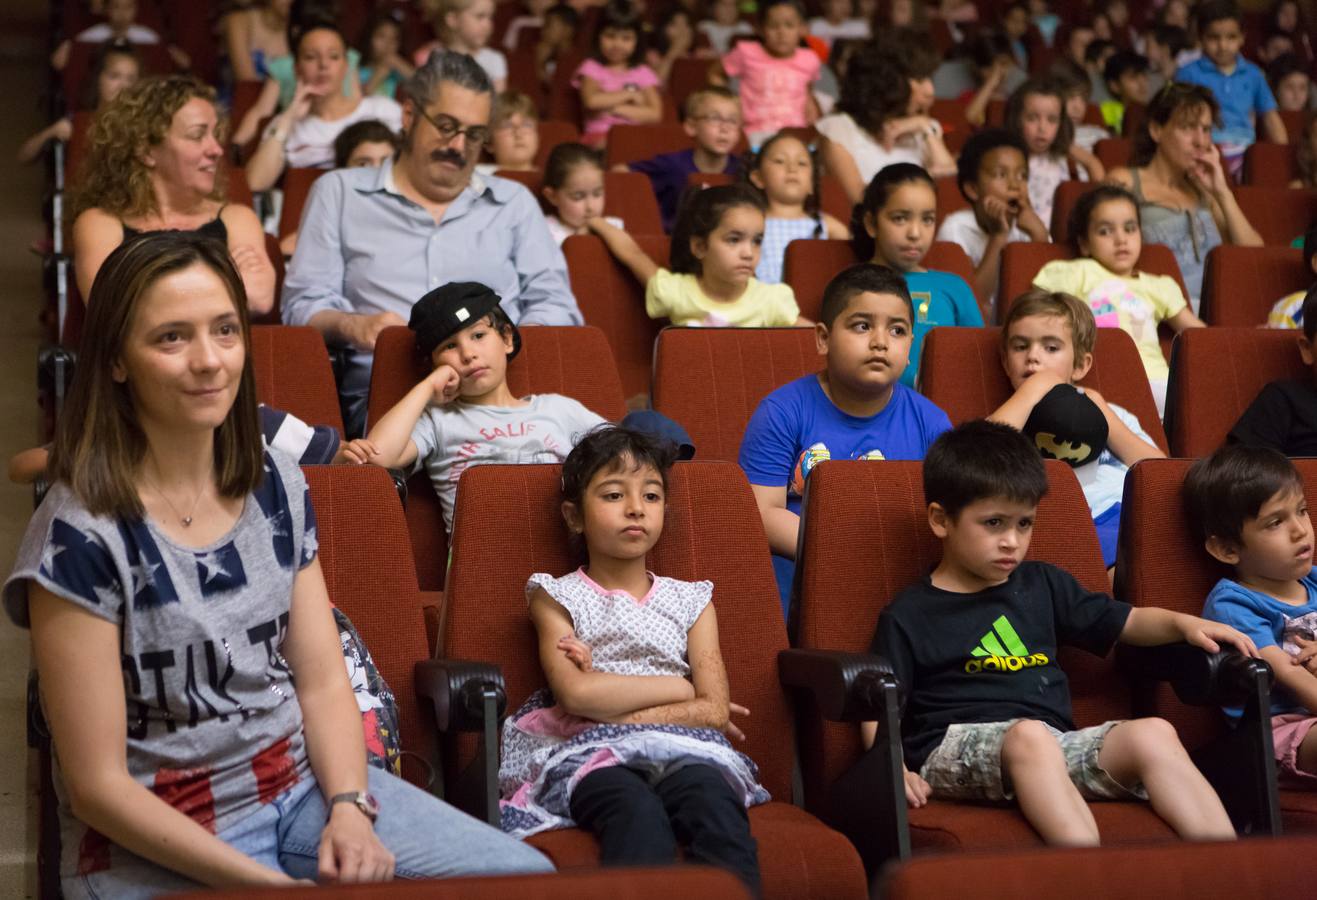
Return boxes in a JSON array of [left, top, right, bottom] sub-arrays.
[[4, 449, 317, 878], [410, 393, 606, 529]]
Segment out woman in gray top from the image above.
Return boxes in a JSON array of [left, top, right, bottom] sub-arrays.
[[4, 233, 551, 897], [1107, 83, 1263, 310]]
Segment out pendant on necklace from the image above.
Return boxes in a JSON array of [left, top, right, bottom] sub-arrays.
[[182, 517, 193, 527]]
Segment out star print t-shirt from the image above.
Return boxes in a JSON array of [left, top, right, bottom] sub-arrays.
[[4, 449, 317, 879], [738, 375, 951, 606], [872, 561, 1131, 771]]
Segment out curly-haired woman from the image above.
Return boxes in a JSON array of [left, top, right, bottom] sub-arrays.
[[70, 75, 276, 315], [817, 34, 956, 204]]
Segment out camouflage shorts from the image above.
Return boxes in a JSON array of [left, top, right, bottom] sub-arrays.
[[919, 719, 1148, 803]]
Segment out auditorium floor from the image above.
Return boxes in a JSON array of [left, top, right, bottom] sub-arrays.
[[1, 1, 56, 896]]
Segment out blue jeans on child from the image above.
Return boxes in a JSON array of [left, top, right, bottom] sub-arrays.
[[64, 767, 554, 899]]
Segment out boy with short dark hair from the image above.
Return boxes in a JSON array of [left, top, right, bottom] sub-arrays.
[[867, 419, 1253, 843], [739, 264, 952, 613], [1190, 445, 1317, 788], [628, 86, 743, 233], [1145, 25, 1189, 94], [1175, 0, 1287, 172], [936, 128, 1050, 307], [989, 290, 1164, 570], [1100, 51, 1151, 133]]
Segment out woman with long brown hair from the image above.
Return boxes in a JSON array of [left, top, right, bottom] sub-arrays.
[[5, 232, 551, 896]]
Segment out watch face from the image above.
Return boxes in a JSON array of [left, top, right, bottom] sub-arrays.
[[361, 792, 381, 817]]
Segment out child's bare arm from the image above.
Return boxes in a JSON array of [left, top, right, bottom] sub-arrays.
[[586, 217, 660, 284], [987, 370, 1067, 429], [859, 721, 931, 807], [1165, 306, 1206, 332], [607, 604, 731, 730], [362, 366, 460, 470], [1120, 607, 1259, 658], [615, 87, 662, 124], [578, 77, 628, 111], [750, 483, 801, 560], [1262, 645, 1317, 714], [1067, 144, 1105, 181], [1082, 387, 1165, 465], [822, 212, 850, 240], [1263, 109, 1289, 145], [531, 590, 695, 719]]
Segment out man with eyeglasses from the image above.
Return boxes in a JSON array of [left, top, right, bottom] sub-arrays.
[[283, 51, 580, 436], [627, 86, 743, 233]]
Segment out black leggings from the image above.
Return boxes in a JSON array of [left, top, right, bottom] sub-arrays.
[[569, 763, 761, 894]]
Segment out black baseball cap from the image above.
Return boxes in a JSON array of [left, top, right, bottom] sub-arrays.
[[408, 281, 522, 360]]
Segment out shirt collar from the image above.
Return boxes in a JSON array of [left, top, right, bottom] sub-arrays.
[[362, 156, 519, 206]]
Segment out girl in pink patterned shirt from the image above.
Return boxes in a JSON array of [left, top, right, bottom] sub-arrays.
[[572, 1, 662, 146], [715, 0, 821, 146]]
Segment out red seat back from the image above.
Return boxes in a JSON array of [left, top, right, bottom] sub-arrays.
[[605, 123, 692, 168], [534, 119, 580, 167], [1201, 245, 1311, 326], [278, 167, 329, 239], [669, 57, 713, 114], [794, 460, 1116, 804], [304, 465, 433, 780], [1164, 327, 1310, 457], [62, 39, 173, 103], [1243, 141, 1299, 188], [1050, 180, 1091, 243], [1232, 186, 1317, 246], [562, 233, 668, 400], [651, 326, 820, 461], [365, 324, 626, 591], [442, 461, 797, 804], [250, 325, 343, 434], [920, 326, 1168, 452], [934, 175, 970, 227], [1094, 137, 1131, 171], [782, 240, 978, 322]]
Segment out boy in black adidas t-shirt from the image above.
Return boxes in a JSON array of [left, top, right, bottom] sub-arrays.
[[863, 420, 1256, 845]]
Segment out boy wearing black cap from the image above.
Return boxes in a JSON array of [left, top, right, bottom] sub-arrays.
[[988, 289, 1164, 571], [362, 282, 606, 530]]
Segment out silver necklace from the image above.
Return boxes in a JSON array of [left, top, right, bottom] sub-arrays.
[[143, 470, 205, 527]]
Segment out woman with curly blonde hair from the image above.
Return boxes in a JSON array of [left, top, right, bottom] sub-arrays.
[[71, 75, 276, 314]]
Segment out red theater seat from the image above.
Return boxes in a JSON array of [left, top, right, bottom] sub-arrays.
[[1200, 245, 1311, 326], [1232, 186, 1317, 246], [250, 325, 342, 434]]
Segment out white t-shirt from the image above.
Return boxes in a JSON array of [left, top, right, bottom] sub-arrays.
[[1073, 401, 1150, 518], [935, 207, 1032, 266], [410, 393, 607, 529], [807, 17, 870, 46], [285, 96, 402, 170], [74, 23, 160, 43], [474, 47, 508, 85], [698, 20, 754, 54], [815, 112, 925, 186]]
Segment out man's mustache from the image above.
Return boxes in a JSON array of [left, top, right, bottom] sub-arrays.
[[429, 149, 465, 166]]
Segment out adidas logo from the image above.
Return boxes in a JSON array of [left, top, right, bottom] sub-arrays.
[[964, 615, 1050, 673]]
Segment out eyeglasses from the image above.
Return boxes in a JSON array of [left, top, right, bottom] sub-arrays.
[[691, 114, 742, 128], [415, 106, 491, 149], [493, 119, 537, 134]]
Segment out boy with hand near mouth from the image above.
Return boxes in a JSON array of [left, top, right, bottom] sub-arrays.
[[739, 264, 951, 614], [936, 128, 1050, 310], [867, 419, 1253, 844], [1190, 445, 1317, 789], [361, 282, 606, 531]]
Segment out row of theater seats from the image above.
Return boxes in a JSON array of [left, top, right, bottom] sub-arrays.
[[275, 431, 1305, 893], [248, 317, 1304, 619]]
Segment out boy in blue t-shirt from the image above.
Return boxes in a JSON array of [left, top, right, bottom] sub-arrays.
[[1190, 445, 1317, 788], [739, 263, 952, 613], [1174, 0, 1286, 171]]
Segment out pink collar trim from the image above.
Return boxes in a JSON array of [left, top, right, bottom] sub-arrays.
[[576, 567, 658, 606]]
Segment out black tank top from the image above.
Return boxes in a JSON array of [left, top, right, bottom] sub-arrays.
[[122, 211, 229, 242]]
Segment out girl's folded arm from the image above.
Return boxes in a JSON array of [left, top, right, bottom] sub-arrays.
[[530, 588, 694, 719], [608, 605, 730, 730]]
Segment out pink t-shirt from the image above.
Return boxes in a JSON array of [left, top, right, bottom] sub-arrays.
[[721, 42, 820, 136], [572, 58, 661, 142]]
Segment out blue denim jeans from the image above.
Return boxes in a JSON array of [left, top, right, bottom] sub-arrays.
[[65, 768, 553, 898]]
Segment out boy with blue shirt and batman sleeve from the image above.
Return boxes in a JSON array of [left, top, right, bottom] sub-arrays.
[[738, 264, 952, 615]]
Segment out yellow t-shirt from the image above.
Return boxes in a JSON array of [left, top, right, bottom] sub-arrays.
[[1032, 257, 1186, 382], [645, 269, 800, 327]]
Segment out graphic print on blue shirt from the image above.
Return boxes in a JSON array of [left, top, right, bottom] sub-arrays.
[[194, 542, 248, 599], [40, 518, 123, 611], [117, 518, 180, 610], [254, 456, 296, 569]]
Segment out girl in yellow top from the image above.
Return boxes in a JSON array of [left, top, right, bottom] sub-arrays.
[[588, 183, 806, 327], [1031, 184, 1204, 417]]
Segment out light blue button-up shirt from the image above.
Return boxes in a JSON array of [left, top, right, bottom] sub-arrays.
[[282, 159, 581, 431]]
